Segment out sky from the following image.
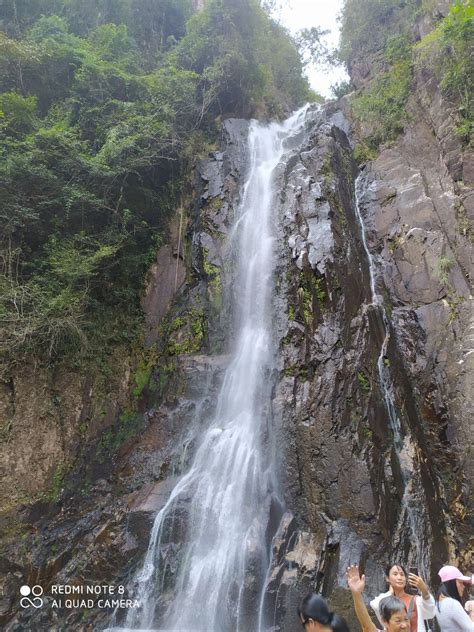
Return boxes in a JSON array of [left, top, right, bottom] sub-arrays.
[[273, 0, 349, 98]]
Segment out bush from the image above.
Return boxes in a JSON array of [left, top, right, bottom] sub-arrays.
[[331, 80, 353, 100], [339, 0, 418, 64], [352, 54, 412, 147], [0, 0, 311, 372], [416, 1, 473, 145]]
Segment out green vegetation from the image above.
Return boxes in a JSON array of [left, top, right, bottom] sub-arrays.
[[132, 348, 158, 396], [339, 0, 473, 150], [283, 364, 308, 379], [166, 308, 206, 355], [203, 248, 222, 311], [294, 271, 328, 327], [0, 514, 29, 545], [357, 370, 370, 393], [339, 0, 419, 65], [437, 254, 454, 287], [331, 80, 352, 100], [43, 459, 67, 502], [455, 201, 474, 242], [352, 34, 413, 148], [0, 0, 313, 374], [320, 156, 332, 185], [314, 277, 327, 303], [155, 360, 179, 397], [437, 254, 463, 323], [361, 425, 374, 441], [95, 409, 143, 464], [416, 1, 473, 145], [388, 232, 404, 253], [353, 142, 377, 164], [297, 286, 313, 325], [446, 293, 463, 324], [0, 418, 13, 440]]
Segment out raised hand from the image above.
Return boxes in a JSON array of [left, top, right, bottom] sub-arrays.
[[408, 573, 429, 598], [346, 564, 366, 594]]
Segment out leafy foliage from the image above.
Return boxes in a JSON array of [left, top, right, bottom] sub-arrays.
[[340, 0, 472, 149], [416, 0, 473, 145], [339, 0, 419, 64], [0, 0, 311, 370], [338, 0, 419, 148], [330, 80, 352, 100], [352, 35, 413, 147]]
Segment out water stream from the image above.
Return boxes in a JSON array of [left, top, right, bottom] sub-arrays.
[[354, 174, 426, 571], [106, 106, 310, 632]]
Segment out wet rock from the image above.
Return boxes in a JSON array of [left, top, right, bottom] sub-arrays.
[[126, 477, 178, 544], [1, 76, 471, 631], [142, 243, 186, 345]]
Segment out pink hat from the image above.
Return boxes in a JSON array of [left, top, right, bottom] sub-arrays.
[[438, 565, 472, 583]]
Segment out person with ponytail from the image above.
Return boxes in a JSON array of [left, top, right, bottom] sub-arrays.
[[435, 565, 473, 630], [297, 593, 350, 632]]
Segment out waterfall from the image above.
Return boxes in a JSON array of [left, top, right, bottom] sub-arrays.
[[353, 176, 404, 453], [353, 174, 427, 572], [106, 106, 310, 632]]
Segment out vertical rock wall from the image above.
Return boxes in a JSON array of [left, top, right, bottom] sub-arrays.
[[1, 99, 471, 629]]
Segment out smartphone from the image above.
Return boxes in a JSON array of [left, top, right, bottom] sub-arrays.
[[408, 566, 419, 595]]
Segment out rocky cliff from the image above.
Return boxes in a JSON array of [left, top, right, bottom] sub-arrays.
[[0, 3, 472, 629], [2, 96, 471, 629]]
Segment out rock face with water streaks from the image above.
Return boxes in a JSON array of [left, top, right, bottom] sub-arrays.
[[0, 92, 472, 632], [262, 97, 472, 625]]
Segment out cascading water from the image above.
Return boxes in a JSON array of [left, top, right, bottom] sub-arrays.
[[353, 176, 404, 451], [354, 174, 427, 572], [106, 106, 311, 632]]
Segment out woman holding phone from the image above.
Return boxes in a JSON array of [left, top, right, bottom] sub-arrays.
[[369, 563, 435, 632], [347, 565, 410, 631]]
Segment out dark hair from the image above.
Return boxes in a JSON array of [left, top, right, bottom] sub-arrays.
[[385, 563, 408, 579], [438, 579, 463, 604], [298, 593, 350, 632], [379, 596, 407, 622]]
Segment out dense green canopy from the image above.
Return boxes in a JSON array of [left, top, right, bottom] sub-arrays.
[[0, 0, 312, 367]]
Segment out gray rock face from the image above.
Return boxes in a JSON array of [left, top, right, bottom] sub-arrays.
[[1, 98, 471, 630], [263, 101, 471, 624], [360, 109, 473, 564], [142, 241, 186, 345]]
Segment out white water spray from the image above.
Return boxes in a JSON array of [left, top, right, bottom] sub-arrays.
[[107, 106, 311, 632]]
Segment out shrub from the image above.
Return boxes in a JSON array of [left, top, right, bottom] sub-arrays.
[[416, 1, 473, 145]]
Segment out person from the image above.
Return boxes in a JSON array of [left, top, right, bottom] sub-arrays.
[[347, 564, 409, 631], [297, 592, 350, 632], [378, 597, 412, 632], [435, 565, 474, 631], [370, 563, 435, 632]]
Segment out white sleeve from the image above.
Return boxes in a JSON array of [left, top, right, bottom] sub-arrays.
[[369, 593, 386, 628], [444, 599, 474, 631], [415, 593, 436, 619]]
